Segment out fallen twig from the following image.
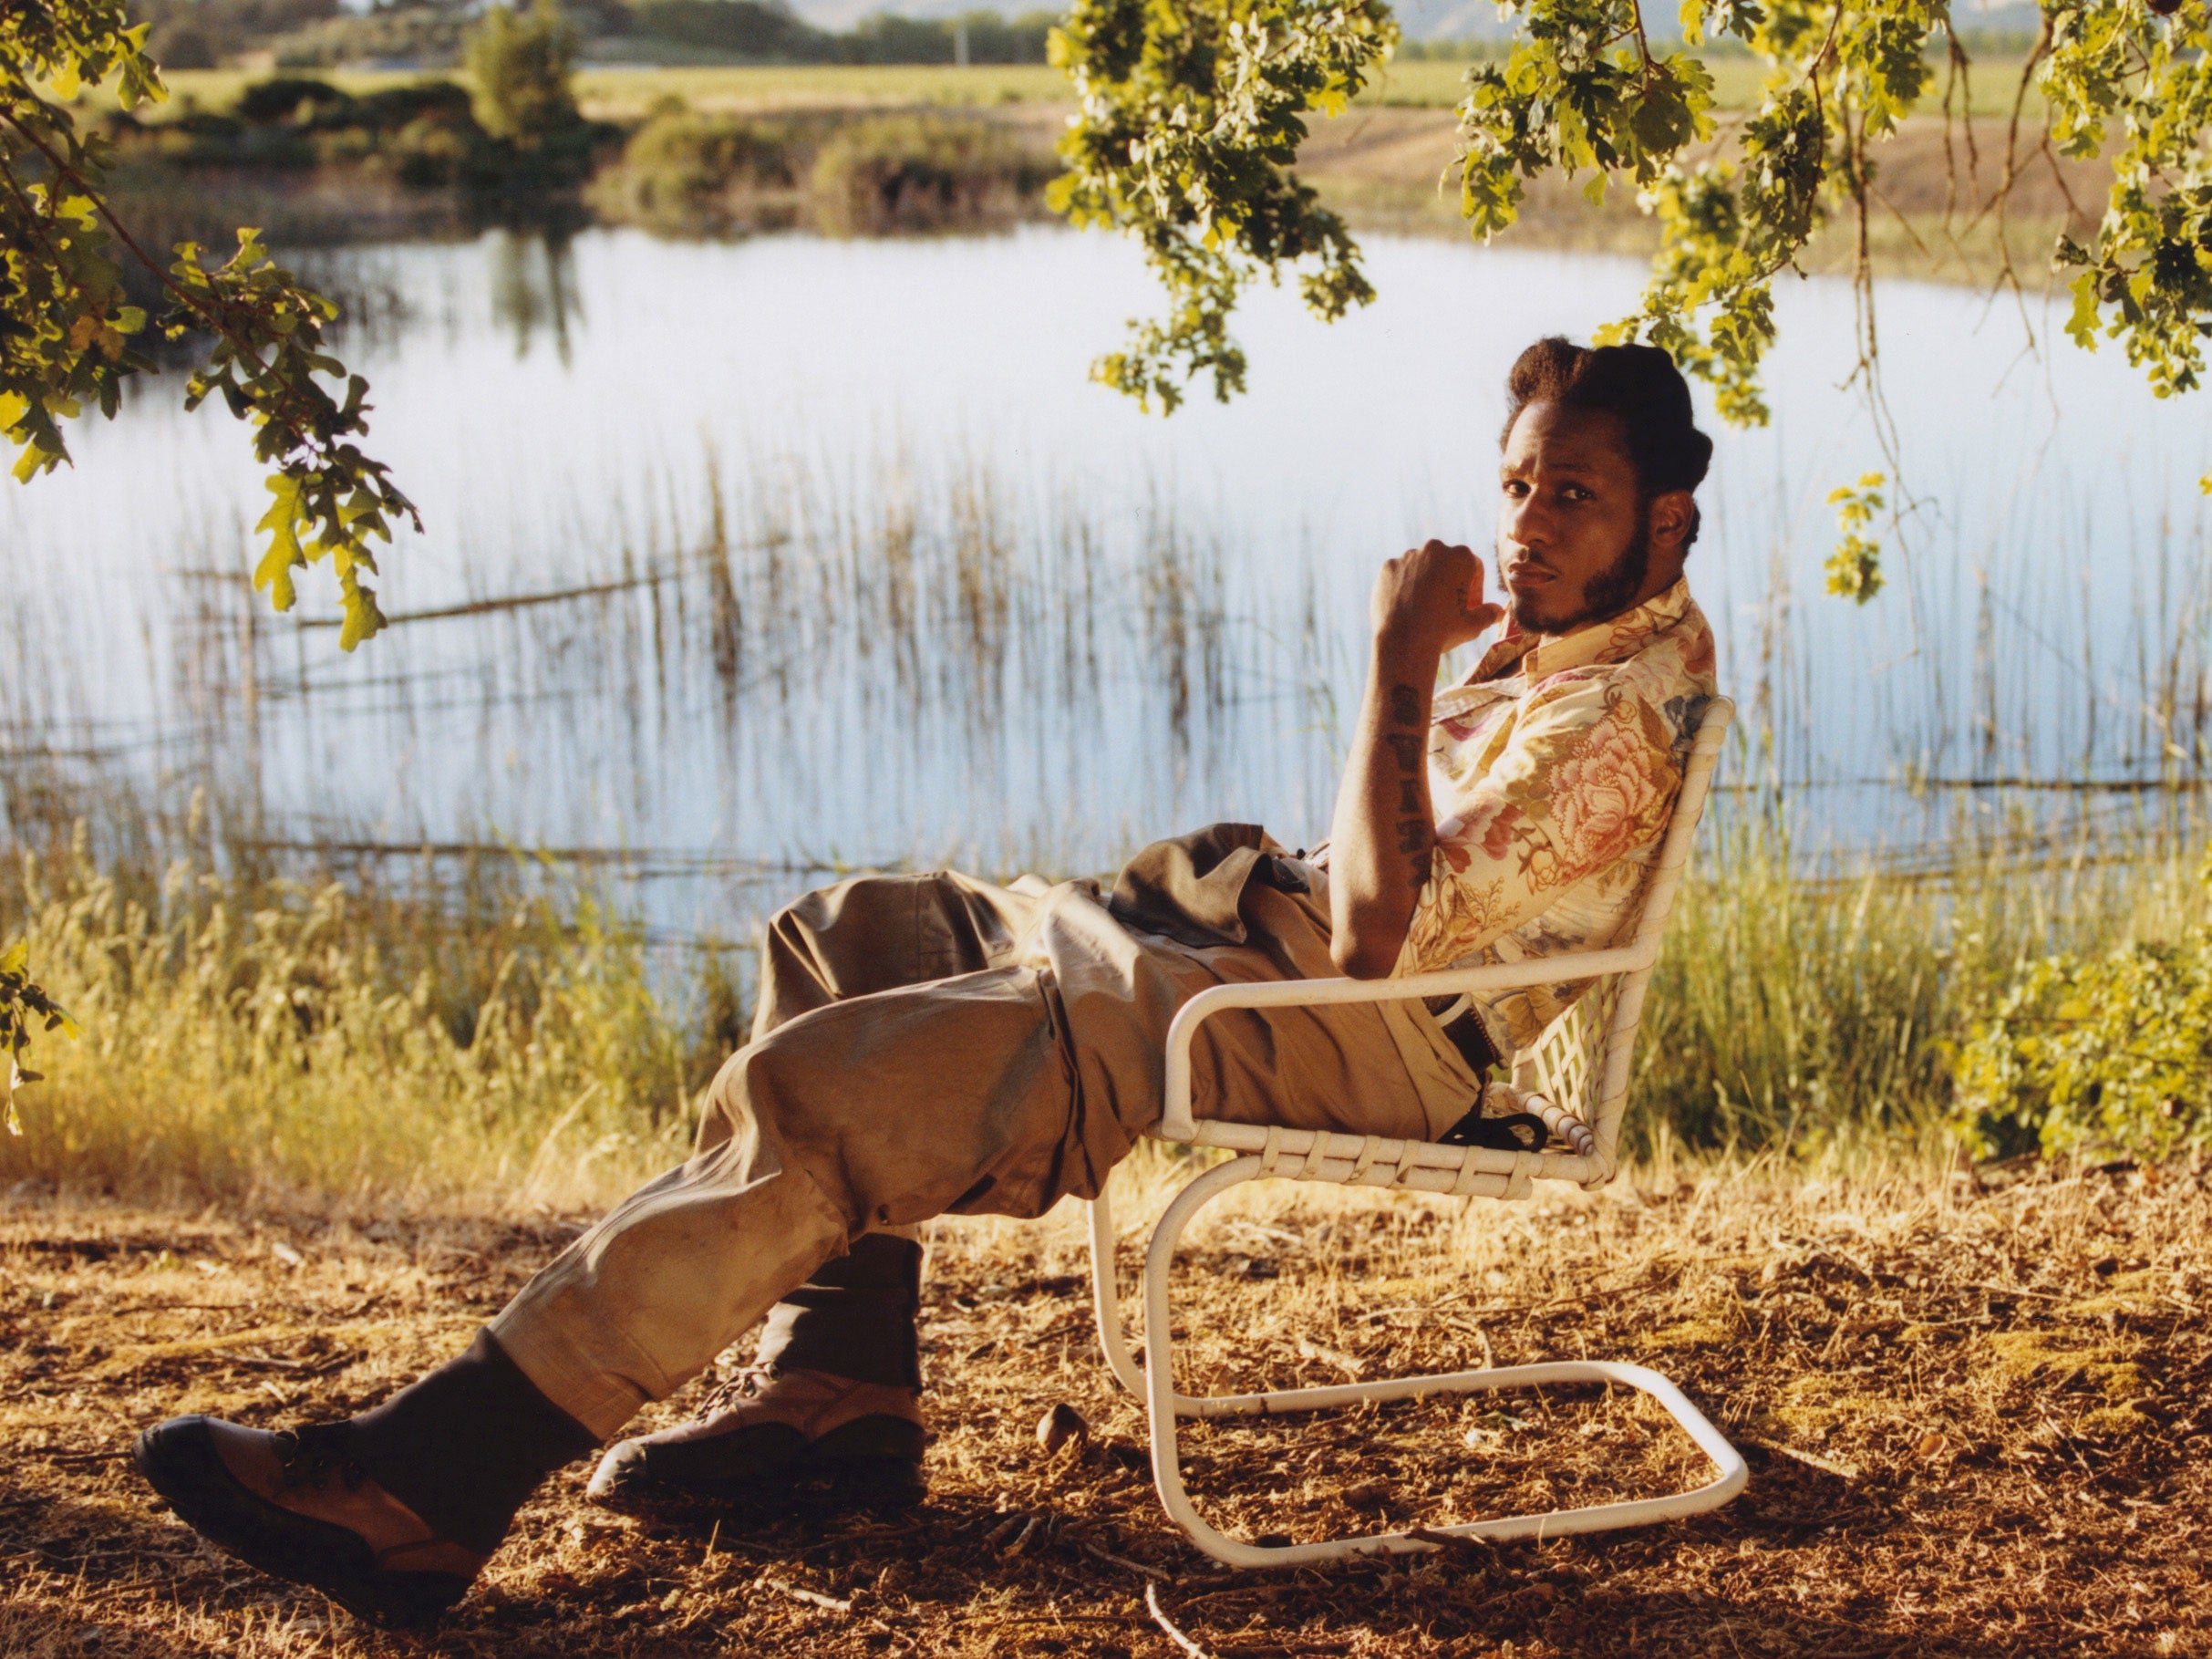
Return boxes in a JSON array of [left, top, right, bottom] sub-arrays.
[[1147, 1581, 1212, 1659], [1974, 1281, 2070, 1302], [226, 1347, 358, 1376], [1082, 1541, 1175, 1581], [1742, 1436, 1862, 1481], [758, 1576, 852, 1613]]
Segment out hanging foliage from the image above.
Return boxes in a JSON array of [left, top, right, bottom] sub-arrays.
[[3, 0, 414, 648], [1049, 0, 1400, 411], [1054, 0, 2212, 592]]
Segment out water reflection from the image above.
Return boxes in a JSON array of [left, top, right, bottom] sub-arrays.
[[4, 225, 2210, 944], [489, 229, 583, 365]]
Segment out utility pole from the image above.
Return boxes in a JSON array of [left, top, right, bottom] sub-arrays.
[[954, 13, 969, 65]]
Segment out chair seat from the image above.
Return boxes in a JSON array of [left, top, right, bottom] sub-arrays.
[[1170, 1120, 1594, 1199]]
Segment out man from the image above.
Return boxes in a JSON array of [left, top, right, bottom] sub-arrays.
[[130, 337, 1720, 1627]]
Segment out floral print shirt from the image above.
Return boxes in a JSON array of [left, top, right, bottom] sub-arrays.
[[1398, 578, 1719, 1054]]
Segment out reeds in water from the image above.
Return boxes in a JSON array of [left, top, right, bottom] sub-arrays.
[[5, 442, 2210, 1207]]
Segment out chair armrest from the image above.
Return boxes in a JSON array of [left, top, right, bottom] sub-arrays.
[[1156, 943, 1656, 1141]]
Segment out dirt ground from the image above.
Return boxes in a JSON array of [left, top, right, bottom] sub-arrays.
[[3, 1157, 2206, 1658]]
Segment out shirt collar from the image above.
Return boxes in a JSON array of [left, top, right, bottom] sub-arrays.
[[1467, 577, 1696, 687]]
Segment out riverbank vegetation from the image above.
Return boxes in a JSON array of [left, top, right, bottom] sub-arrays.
[[119, 55, 2053, 281], [585, 105, 1055, 234], [3, 781, 2203, 1212]]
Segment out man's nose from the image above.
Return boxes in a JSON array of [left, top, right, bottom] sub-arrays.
[[1503, 494, 1547, 552]]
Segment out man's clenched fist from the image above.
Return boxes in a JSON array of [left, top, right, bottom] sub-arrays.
[[1370, 539, 1506, 661]]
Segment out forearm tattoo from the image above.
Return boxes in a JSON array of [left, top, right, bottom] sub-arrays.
[[1386, 683, 1430, 895]]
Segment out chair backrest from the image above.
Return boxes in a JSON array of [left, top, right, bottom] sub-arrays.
[[1515, 696, 1735, 1179]]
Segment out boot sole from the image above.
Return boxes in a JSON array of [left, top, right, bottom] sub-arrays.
[[134, 1416, 471, 1630], [588, 1414, 926, 1518]]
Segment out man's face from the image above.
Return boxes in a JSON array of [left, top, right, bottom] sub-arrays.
[[1495, 399, 1657, 635]]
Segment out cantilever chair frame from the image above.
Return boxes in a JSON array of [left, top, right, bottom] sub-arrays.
[[1085, 697, 1744, 1569]]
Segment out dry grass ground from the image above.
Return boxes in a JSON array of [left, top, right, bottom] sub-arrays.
[[4, 1155, 2206, 1658], [1289, 106, 2101, 284]]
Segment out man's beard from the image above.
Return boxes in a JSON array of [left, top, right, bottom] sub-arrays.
[[1506, 518, 1651, 635]]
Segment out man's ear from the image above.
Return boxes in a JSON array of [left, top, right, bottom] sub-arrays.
[[1647, 489, 1696, 555]]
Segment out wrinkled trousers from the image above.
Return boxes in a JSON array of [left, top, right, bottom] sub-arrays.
[[490, 855, 1483, 1437]]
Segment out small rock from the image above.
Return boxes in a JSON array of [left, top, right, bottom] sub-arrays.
[[1037, 1402, 1088, 1454], [1339, 1477, 1390, 1509]]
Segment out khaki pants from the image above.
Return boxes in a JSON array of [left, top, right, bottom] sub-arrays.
[[491, 855, 1483, 1438]]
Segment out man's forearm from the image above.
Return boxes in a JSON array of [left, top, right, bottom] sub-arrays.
[[1327, 638, 1440, 979]]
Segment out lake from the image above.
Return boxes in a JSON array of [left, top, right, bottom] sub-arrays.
[[4, 224, 2208, 943]]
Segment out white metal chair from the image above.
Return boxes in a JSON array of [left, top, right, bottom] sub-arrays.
[[1085, 697, 1743, 1567]]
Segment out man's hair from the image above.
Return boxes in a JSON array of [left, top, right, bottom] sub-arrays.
[[1501, 337, 1714, 547]]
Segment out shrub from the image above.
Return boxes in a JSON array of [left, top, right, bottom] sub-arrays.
[[353, 80, 479, 135], [466, 0, 583, 148], [233, 75, 348, 126], [388, 117, 475, 188], [625, 108, 798, 194], [584, 108, 802, 229], [807, 114, 1047, 235], [1953, 861, 2212, 1163]]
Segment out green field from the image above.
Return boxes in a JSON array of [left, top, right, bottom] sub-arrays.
[[155, 55, 2041, 122], [578, 61, 1071, 115]]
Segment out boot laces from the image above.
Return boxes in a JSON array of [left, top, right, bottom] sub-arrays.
[[272, 1422, 368, 1494], [693, 1363, 774, 1421]]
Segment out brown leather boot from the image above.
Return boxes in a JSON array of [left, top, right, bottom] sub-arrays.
[[134, 1417, 486, 1628], [586, 1366, 927, 1512]]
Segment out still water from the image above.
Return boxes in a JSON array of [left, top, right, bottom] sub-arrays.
[[4, 225, 2209, 939]]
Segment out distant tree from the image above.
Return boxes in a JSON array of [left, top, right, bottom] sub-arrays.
[[971, 11, 1059, 64], [128, 0, 345, 68], [832, 10, 1055, 65], [842, 12, 960, 63], [467, 0, 583, 145], [624, 0, 833, 60], [144, 18, 216, 65]]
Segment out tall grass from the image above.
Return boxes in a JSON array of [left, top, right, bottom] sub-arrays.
[[1634, 805, 2210, 1158], [0, 820, 729, 1210], [5, 786, 2203, 1210]]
